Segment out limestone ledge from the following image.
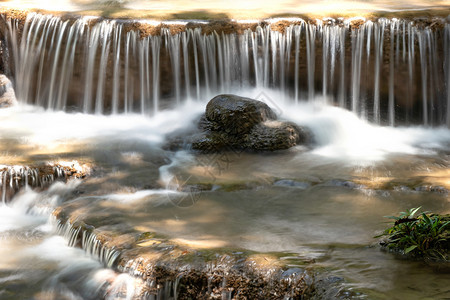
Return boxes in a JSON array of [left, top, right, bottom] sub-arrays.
[[0, 161, 91, 202], [0, 7, 449, 38], [52, 203, 317, 299]]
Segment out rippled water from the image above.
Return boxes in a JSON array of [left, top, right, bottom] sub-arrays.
[[0, 89, 449, 298]]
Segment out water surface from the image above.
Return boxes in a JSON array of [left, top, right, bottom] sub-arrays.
[[0, 94, 448, 298]]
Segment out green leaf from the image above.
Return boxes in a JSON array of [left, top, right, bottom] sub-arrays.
[[404, 245, 418, 254], [438, 221, 450, 232], [432, 218, 439, 229], [409, 207, 422, 218], [399, 211, 408, 218], [422, 213, 432, 226]]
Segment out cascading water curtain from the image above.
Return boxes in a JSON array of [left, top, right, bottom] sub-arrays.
[[1, 13, 449, 126]]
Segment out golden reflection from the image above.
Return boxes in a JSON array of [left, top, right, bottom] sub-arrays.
[[162, 219, 187, 228], [134, 225, 155, 232], [415, 169, 450, 189], [353, 164, 450, 190], [171, 237, 228, 249], [247, 254, 281, 269], [136, 240, 161, 247]]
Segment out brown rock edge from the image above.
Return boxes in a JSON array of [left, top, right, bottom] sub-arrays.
[[52, 205, 318, 299], [0, 162, 91, 202], [1, 7, 449, 39]]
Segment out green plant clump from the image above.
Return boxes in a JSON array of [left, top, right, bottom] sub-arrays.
[[376, 207, 450, 261]]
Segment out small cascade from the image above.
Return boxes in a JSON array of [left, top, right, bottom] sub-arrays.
[[0, 165, 62, 203], [0, 182, 146, 299], [55, 218, 121, 268], [306, 20, 319, 102], [54, 216, 314, 299], [0, 162, 88, 203], [1, 12, 450, 125]]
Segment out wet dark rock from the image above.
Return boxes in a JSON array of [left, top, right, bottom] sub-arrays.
[[177, 183, 212, 193], [214, 182, 257, 192], [415, 185, 448, 194], [281, 267, 305, 278], [274, 179, 311, 189], [205, 94, 277, 134], [430, 186, 448, 193], [247, 120, 309, 150], [191, 94, 312, 152], [393, 185, 414, 192], [328, 180, 364, 189], [189, 131, 232, 152], [312, 275, 356, 300]]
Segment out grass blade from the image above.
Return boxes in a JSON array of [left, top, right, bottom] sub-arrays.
[[404, 245, 418, 254]]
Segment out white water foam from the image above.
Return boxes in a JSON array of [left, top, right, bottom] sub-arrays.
[[0, 180, 80, 232], [0, 93, 449, 164], [0, 101, 204, 147], [288, 103, 450, 161], [237, 88, 450, 162], [0, 180, 144, 299]]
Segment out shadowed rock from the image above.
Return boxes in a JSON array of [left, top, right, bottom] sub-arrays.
[[247, 120, 309, 150], [191, 94, 312, 152], [205, 94, 277, 134]]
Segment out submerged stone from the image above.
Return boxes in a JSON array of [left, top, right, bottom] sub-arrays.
[[274, 179, 311, 189]]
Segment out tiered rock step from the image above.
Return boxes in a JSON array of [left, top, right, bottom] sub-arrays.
[[0, 162, 90, 202]]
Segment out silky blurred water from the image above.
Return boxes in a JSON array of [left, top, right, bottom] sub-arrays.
[[0, 90, 449, 298]]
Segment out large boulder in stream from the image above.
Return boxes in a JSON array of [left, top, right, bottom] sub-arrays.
[[190, 94, 311, 152], [205, 94, 277, 134]]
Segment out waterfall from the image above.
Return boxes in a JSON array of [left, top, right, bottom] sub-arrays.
[[56, 218, 121, 268], [0, 165, 69, 203], [1, 12, 450, 126]]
